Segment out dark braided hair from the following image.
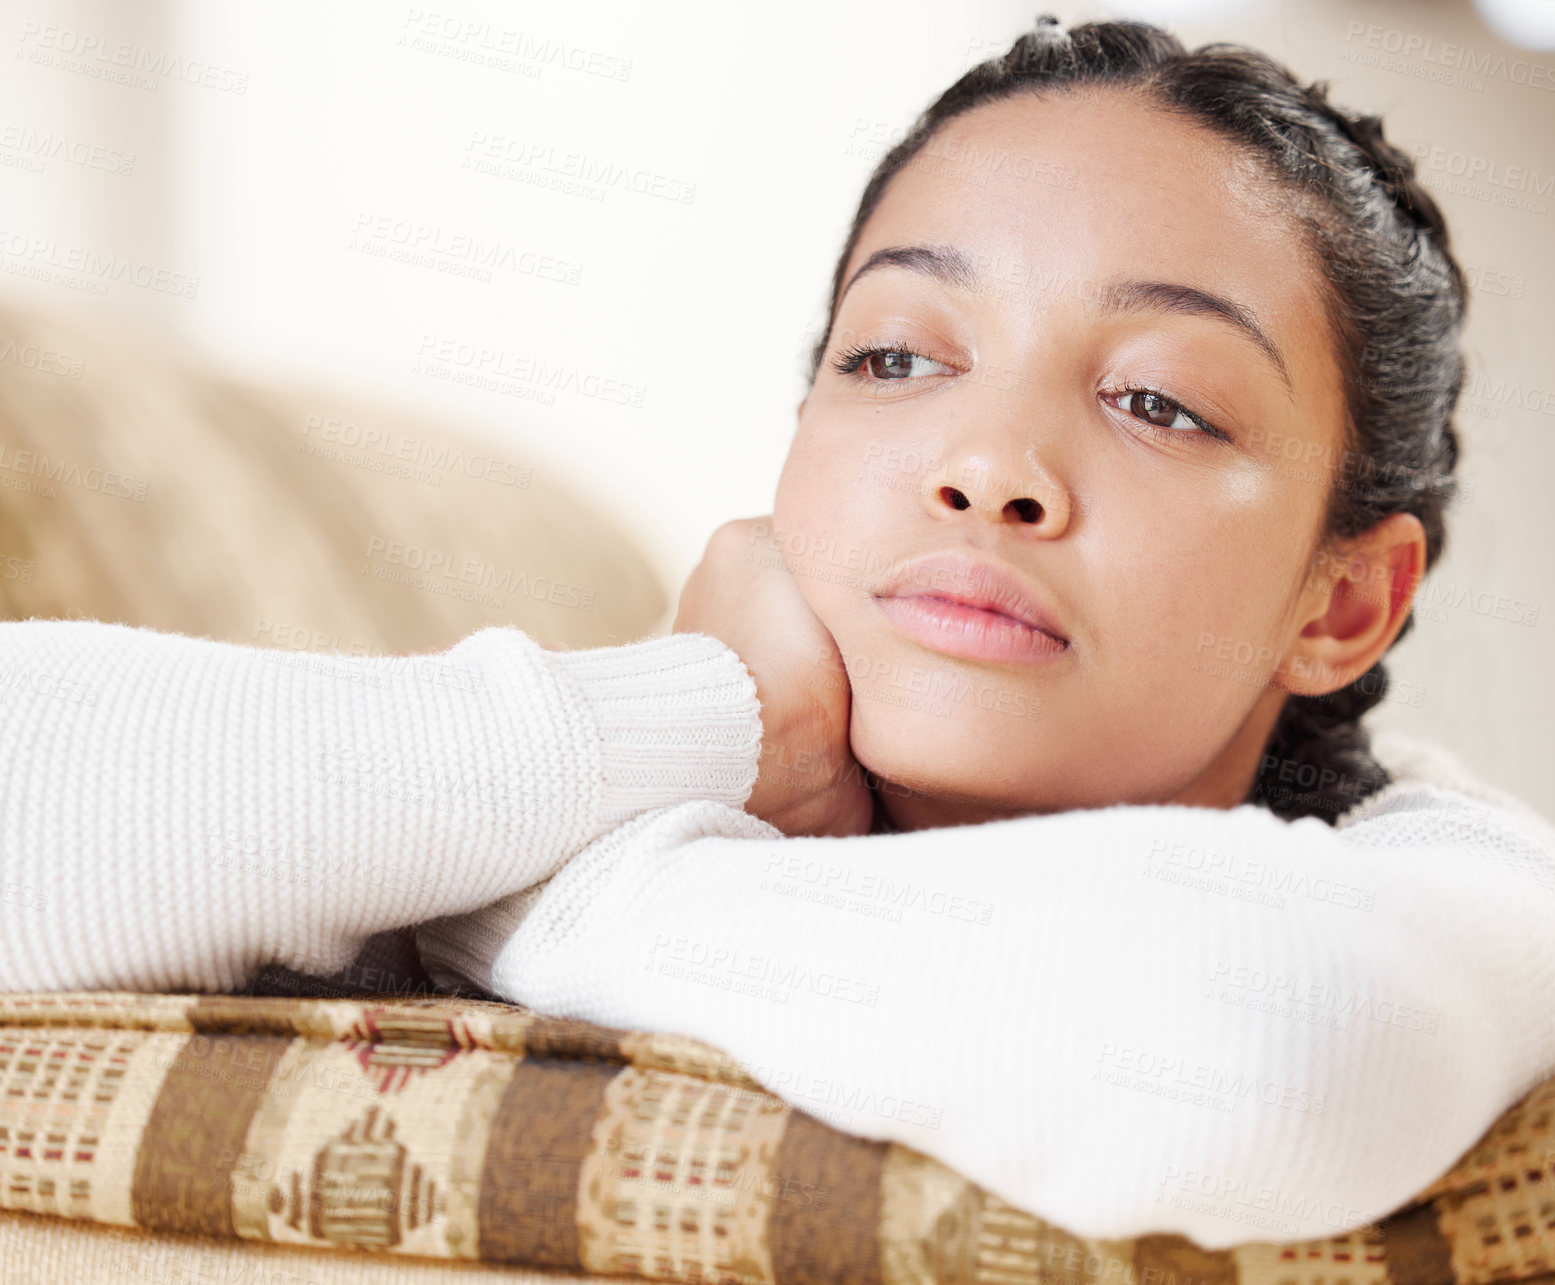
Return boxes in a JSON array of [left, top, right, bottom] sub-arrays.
[[805, 14, 1466, 825]]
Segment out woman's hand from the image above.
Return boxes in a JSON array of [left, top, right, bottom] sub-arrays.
[[674, 517, 875, 838]]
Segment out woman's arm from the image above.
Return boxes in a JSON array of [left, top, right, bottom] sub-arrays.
[[417, 777, 1555, 1249], [0, 617, 760, 993]]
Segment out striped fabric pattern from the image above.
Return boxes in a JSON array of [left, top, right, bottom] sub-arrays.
[[0, 989, 1550, 1285]]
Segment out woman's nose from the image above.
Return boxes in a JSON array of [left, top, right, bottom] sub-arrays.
[[934, 484, 1041, 522], [926, 463, 1071, 536]]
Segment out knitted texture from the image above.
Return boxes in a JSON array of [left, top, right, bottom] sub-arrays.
[[421, 749, 1555, 1250], [3, 616, 1553, 1249], [0, 619, 760, 992]]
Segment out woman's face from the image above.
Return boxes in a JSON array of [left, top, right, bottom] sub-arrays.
[[772, 89, 1353, 830]]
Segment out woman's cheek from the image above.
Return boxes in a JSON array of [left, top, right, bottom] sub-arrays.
[[773, 427, 844, 536]]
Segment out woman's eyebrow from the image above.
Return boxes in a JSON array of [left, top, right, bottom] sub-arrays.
[[1097, 278, 1294, 398], [838, 244, 978, 308], [838, 244, 1294, 398]]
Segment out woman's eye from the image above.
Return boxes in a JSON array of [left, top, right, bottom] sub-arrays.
[[832, 345, 957, 381], [1119, 389, 1195, 431], [1104, 387, 1230, 442], [868, 350, 954, 380]]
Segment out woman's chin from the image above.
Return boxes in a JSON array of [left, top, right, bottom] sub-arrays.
[[851, 699, 1159, 823], [851, 705, 1044, 815], [869, 773, 1051, 833]]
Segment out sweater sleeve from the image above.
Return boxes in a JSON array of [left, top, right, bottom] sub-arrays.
[[0, 618, 761, 994], [416, 774, 1555, 1249]]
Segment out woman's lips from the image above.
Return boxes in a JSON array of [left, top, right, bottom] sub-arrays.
[[874, 594, 1070, 664]]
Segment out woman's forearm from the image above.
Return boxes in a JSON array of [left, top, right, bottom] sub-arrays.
[[0, 618, 760, 993], [427, 784, 1555, 1248]]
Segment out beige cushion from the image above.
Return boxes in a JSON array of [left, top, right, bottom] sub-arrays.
[[0, 299, 665, 654]]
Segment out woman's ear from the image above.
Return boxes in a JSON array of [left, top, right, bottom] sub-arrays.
[[1274, 511, 1428, 698]]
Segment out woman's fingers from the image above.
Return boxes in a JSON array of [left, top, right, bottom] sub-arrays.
[[675, 517, 874, 837]]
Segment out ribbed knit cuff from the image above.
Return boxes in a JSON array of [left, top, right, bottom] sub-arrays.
[[547, 631, 764, 828]]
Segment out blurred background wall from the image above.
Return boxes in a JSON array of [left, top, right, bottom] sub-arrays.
[[1, 0, 1551, 816]]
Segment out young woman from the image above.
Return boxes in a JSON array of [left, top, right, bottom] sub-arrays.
[[3, 15, 1553, 1250]]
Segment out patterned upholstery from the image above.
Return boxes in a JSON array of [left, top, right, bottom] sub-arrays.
[[2, 988, 1552, 1284]]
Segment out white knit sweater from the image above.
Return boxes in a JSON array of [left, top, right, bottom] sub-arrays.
[[2, 618, 1553, 1250]]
